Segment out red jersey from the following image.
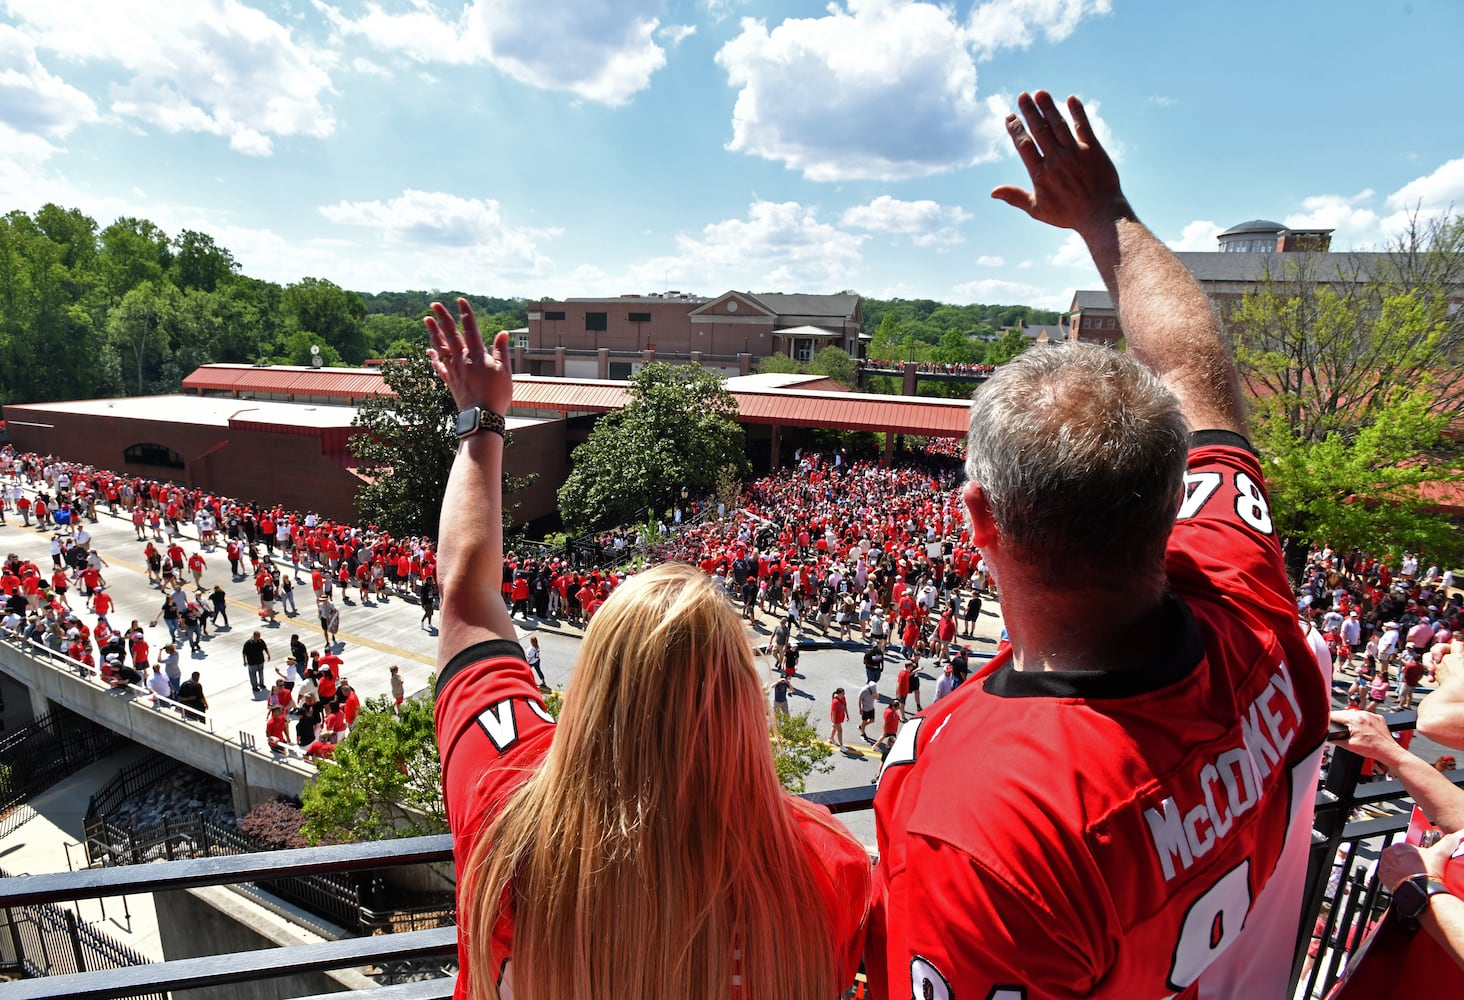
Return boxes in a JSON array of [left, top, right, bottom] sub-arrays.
[[868, 435, 1331, 999], [436, 643, 870, 1000]]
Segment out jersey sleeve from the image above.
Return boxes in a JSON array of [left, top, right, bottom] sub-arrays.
[[435, 639, 556, 839], [1167, 431, 1292, 617]]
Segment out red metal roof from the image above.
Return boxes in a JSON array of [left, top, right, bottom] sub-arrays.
[[183, 365, 390, 399], [182, 366, 967, 437]]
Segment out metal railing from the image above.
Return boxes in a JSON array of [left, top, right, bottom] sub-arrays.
[[0, 709, 127, 840], [0, 716, 1453, 998], [0, 865, 162, 999]]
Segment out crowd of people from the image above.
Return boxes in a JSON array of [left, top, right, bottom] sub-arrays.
[[857, 358, 997, 377]]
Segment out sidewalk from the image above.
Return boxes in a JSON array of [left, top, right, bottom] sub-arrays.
[[0, 744, 163, 959]]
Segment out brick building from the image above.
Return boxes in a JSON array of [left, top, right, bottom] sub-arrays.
[[516, 290, 863, 379]]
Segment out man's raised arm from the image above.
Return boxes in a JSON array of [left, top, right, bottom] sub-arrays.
[[992, 90, 1247, 436]]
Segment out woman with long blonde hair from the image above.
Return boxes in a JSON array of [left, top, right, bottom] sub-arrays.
[[427, 299, 870, 1000]]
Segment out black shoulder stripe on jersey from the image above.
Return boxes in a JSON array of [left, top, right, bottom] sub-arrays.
[[1190, 429, 1256, 456], [437, 638, 528, 697]]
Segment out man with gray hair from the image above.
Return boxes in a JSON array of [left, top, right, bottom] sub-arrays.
[[868, 90, 1330, 999]]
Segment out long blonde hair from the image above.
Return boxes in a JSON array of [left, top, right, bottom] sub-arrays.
[[464, 563, 853, 1000]]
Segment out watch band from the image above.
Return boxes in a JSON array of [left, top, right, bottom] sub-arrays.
[[457, 406, 506, 439], [1394, 873, 1452, 932]]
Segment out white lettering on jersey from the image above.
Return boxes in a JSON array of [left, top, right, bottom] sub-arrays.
[[1143, 661, 1299, 881], [910, 956, 952, 1000], [477, 700, 519, 753], [1167, 861, 1252, 989]]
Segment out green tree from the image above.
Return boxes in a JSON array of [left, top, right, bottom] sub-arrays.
[[983, 328, 1029, 365], [351, 353, 534, 538], [300, 692, 446, 843], [283, 277, 368, 364], [755, 352, 803, 375], [771, 710, 834, 793], [806, 345, 856, 385], [556, 362, 750, 531], [1253, 386, 1460, 563], [170, 229, 237, 292], [106, 279, 182, 394], [98, 217, 172, 303], [1226, 214, 1464, 565]]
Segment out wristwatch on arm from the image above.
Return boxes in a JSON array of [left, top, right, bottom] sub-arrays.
[[1393, 873, 1453, 932], [455, 406, 505, 440]]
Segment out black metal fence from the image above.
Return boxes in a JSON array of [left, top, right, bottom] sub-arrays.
[[0, 865, 161, 998], [0, 709, 127, 840], [83, 811, 367, 933], [1290, 711, 1460, 998]]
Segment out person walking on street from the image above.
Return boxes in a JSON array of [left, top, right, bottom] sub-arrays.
[[829, 687, 849, 748], [525, 635, 547, 687], [858, 679, 878, 742], [243, 630, 271, 694]]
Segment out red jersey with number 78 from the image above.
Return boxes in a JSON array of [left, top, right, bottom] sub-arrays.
[[868, 433, 1331, 999]]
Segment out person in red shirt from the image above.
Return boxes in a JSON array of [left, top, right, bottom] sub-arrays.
[[339, 681, 360, 727], [264, 705, 292, 752], [318, 650, 344, 678], [868, 92, 1328, 1000], [828, 687, 849, 748], [427, 299, 869, 1000]]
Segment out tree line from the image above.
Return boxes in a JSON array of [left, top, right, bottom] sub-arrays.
[[0, 205, 529, 405]]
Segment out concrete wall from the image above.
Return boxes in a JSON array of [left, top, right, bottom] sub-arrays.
[[0, 642, 310, 814], [4, 407, 365, 524], [159, 884, 378, 1000], [503, 419, 568, 526]]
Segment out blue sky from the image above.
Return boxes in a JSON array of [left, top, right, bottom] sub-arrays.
[[2, 0, 1461, 311]]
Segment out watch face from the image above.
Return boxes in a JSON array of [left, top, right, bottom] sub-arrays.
[[455, 407, 478, 436]]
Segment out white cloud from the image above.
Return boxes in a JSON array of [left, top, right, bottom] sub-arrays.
[[1285, 191, 1381, 249], [1048, 230, 1089, 267], [351, 56, 395, 79], [657, 23, 696, 46], [626, 200, 866, 292], [954, 276, 1072, 311], [1017, 259, 1035, 269], [320, 0, 671, 106], [840, 195, 971, 246], [1167, 219, 1222, 252], [5, 0, 335, 156], [715, 0, 1111, 182], [1383, 157, 1464, 236], [976, 254, 1005, 266], [0, 25, 98, 145], [964, 0, 1113, 60], [716, 1, 1011, 182], [1148, 95, 1175, 107], [319, 189, 559, 279]]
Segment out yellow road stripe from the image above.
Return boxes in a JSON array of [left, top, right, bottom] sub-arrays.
[[90, 548, 436, 666]]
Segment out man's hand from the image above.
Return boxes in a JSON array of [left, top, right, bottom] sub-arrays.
[[991, 91, 1130, 234], [425, 298, 512, 418]]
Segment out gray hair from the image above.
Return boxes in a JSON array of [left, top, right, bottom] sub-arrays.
[[965, 343, 1188, 584]]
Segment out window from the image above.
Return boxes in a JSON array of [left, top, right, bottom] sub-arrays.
[[1105, 318, 1116, 329], [515, 333, 529, 349], [795, 340, 813, 363], [124, 443, 184, 469], [585, 312, 608, 331], [544, 310, 566, 321], [628, 312, 652, 323]]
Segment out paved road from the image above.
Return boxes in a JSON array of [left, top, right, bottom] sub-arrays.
[[1, 478, 1013, 849]]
